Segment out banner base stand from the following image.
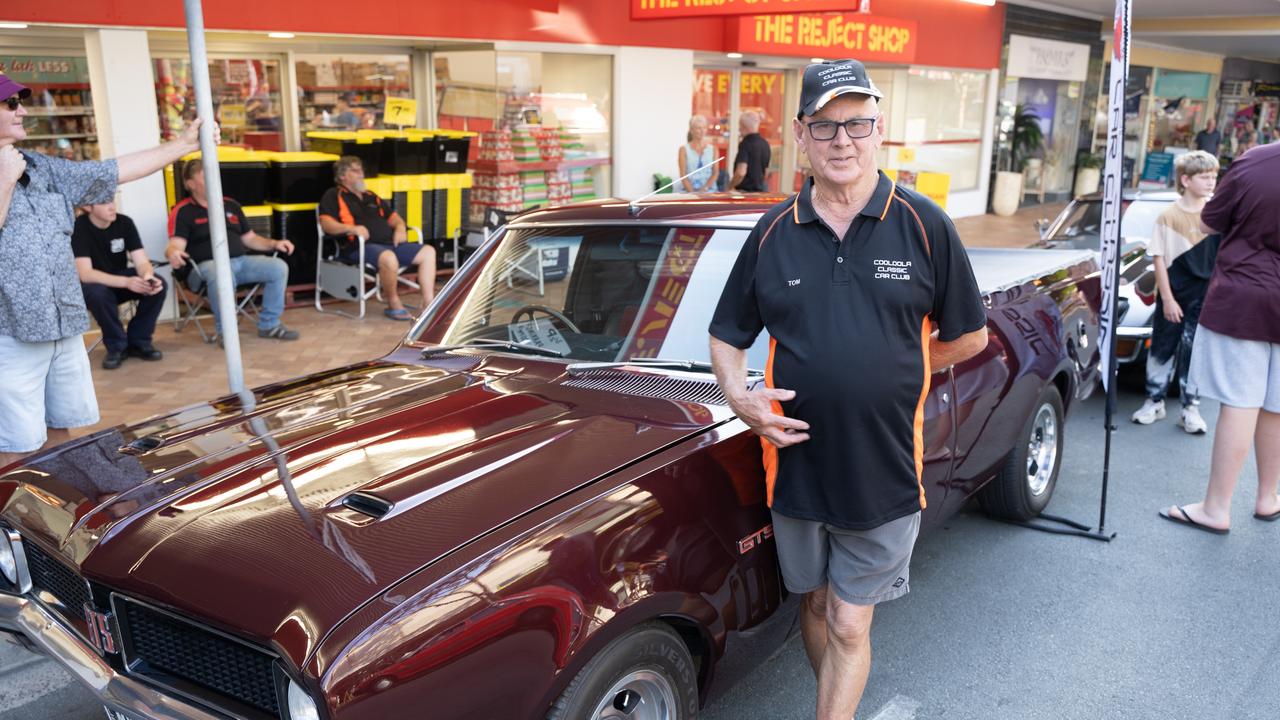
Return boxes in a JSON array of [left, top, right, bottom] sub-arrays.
[[998, 513, 1116, 542]]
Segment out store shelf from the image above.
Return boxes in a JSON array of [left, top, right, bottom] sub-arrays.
[[23, 107, 93, 116], [300, 85, 409, 91], [24, 133, 96, 140], [472, 157, 611, 174]]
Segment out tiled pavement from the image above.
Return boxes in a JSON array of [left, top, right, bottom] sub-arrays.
[[79, 200, 1066, 438]]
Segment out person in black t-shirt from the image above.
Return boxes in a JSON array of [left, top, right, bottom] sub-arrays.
[[730, 110, 771, 193], [165, 159, 299, 341], [72, 202, 167, 369], [318, 156, 436, 321]]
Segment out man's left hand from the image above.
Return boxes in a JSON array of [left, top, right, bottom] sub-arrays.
[[274, 239, 295, 255], [393, 229, 408, 245]]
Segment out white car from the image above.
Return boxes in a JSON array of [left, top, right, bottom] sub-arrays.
[[1036, 189, 1178, 364]]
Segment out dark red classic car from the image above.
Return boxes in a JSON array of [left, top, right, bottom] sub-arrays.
[[0, 195, 1100, 720]]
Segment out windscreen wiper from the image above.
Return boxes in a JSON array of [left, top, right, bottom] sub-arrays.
[[421, 338, 567, 359], [566, 356, 763, 377]]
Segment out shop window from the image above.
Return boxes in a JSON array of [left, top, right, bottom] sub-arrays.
[[296, 54, 412, 140], [693, 68, 786, 192], [155, 57, 284, 150], [891, 68, 987, 192], [437, 50, 612, 222], [1, 55, 98, 160]]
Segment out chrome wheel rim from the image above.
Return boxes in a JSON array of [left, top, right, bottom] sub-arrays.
[[591, 669, 677, 720], [1026, 404, 1058, 497]]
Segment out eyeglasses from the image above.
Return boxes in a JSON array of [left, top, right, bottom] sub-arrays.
[[3, 97, 21, 111], [804, 116, 878, 141]]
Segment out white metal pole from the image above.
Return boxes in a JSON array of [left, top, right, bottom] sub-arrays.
[[182, 0, 246, 394]]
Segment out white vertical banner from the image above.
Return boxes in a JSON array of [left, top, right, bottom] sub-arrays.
[[1098, 0, 1131, 395]]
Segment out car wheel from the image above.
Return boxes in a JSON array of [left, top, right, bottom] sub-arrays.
[[979, 385, 1065, 521], [547, 623, 699, 720]]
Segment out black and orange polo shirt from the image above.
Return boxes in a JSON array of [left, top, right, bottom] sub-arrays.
[[317, 186, 399, 251], [709, 171, 986, 530]]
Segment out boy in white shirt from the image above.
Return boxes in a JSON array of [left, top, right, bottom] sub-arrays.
[[1132, 150, 1219, 432]]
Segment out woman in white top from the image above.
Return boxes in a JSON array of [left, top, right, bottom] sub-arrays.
[[678, 115, 718, 192]]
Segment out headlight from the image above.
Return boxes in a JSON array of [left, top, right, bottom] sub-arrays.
[[286, 679, 320, 720], [0, 537, 15, 585]]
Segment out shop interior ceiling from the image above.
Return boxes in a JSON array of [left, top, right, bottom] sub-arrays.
[[146, 29, 492, 54], [1008, 0, 1279, 61]]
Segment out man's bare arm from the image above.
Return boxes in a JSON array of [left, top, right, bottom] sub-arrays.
[[929, 326, 988, 370], [731, 162, 747, 189], [709, 335, 810, 448], [117, 120, 203, 184]]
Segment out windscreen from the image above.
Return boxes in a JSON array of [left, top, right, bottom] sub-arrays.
[[414, 225, 770, 370]]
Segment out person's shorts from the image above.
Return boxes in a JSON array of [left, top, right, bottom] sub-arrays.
[[1189, 325, 1280, 413], [0, 335, 99, 453], [770, 510, 921, 606], [340, 242, 425, 269]]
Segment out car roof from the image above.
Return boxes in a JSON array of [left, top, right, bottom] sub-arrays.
[[505, 192, 787, 226]]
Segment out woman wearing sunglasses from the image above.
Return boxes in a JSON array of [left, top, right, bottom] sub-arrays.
[[0, 72, 208, 469]]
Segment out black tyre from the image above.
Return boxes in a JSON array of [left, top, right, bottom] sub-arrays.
[[979, 385, 1065, 521], [548, 623, 699, 720]]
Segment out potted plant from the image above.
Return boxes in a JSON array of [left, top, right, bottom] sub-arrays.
[[992, 105, 1046, 216], [1074, 152, 1103, 197]]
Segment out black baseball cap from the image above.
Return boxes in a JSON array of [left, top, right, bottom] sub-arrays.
[[797, 59, 882, 119]]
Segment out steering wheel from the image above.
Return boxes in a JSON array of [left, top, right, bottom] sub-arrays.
[[512, 304, 583, 335]]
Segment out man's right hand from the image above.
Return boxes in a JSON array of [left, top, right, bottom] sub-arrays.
[[349, 225, 370, 240], [1163, 297, 1183, 323], [125, 276, 155, 294], [0, 146, 25, 189], [728, 386, 811, 448], [166, 247, 189, 269]]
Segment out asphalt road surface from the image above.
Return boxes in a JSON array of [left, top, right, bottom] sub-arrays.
[[4, 382, 1278, 720]]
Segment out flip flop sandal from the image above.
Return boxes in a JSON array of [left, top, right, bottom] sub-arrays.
[[1253, 509, 1280, 521], [384, 308, 413, 321], [1158, 505, 1229, 535]]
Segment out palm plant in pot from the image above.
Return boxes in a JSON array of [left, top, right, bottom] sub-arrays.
[[1074, 152, 1103, 197], [992, 105, 1047, 216]]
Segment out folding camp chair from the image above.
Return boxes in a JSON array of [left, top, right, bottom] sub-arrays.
[[313, 210, 425, 319], [171, 259, 268, 343]]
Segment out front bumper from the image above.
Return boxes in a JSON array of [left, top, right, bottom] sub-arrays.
[[0, 592, 224, 720]]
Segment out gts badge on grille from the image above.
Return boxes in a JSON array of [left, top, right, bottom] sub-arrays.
[[737, 524, 774, 554], [82, 605, 119, 655]]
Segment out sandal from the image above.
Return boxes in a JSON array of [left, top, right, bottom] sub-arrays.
[[384, 307, 413, 321]]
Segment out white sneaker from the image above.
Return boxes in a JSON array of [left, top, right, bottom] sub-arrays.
[[1179, 405, 1207, 435], [1131, 398, 1166, 425]]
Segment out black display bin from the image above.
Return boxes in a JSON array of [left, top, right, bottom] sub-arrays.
[[270, 203, 320, 286], [306, 132, 382, 177], [268, 152, 338, 205]]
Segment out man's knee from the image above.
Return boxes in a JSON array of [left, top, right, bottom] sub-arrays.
[[81, 283, 115, 306], [379, 250, 400, 271], [416, 245, 436, 268], [825, 594, 874, 648], [804, 587, 829, 618]]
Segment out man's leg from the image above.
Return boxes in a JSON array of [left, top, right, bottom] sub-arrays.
[[126, 274, 167, 351], [1137, 307, 1180, 422], [81, 282, 128, 353], [193, 259, 228, 336], [1256, 410, 1280, 517], [1174, 404, 1259, 529], [816, 595, 875, 720], [0, 336, 55, 468], [412, 244, 438, 307], [230, 255, 291, 332], [801, 588, 829, 675], [378, 249, 404, 309]]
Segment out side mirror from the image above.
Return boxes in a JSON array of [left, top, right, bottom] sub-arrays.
[[1034, 218, 1050, 239]]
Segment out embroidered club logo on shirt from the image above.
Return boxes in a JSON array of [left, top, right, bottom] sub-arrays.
[[873, 258, 912, 281]]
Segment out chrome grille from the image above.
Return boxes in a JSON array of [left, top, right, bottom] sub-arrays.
[[23, 541, 90, 622], [563, 371, 727, 405], [118, 598, 280, 717]]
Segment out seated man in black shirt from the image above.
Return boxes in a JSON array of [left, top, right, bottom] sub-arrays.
[[72, 201, 167, 369], [165, 159, 299, 341], [318, 156, 436, 321]]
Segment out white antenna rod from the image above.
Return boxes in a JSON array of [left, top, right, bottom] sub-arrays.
[[629, 155, 725, 216]]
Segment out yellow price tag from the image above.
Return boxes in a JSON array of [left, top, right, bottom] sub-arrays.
[[897, 147, 916, 163], [220, 103, 246, 129], [383, 97, 418, 127]]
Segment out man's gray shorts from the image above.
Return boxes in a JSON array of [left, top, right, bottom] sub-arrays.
[[770, 510, 921, 606], [1189, 325, 1280, 413]]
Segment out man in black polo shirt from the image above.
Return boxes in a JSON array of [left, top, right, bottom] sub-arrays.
[[709, 59, 988, 719], [165, 159, 300, 341], [318, 156, 437, 321], [72, 201, 166, 369], [730, 110, 771, 192]]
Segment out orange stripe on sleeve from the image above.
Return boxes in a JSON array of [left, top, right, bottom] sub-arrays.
[[912, 317, 932, 510], [761, 336, 782, 507]]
